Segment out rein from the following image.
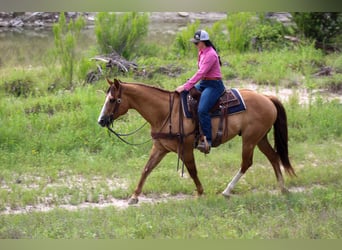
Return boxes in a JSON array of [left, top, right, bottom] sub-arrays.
[[106, 122, 151, 146]]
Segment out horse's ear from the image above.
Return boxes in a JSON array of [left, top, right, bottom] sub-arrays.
[[106, 78, 113, 86], [113, 78, 121, 89]]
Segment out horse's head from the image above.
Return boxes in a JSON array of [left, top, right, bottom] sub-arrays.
[[98, 78, 126, 127]]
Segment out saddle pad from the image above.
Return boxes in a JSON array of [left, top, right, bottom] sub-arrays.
[[181, 88, 246, 118]]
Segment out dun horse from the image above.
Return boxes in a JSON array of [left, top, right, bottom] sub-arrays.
[[98, 78, 295, 205]]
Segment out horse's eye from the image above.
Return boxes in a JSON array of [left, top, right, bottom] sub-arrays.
[[109, 98, 116, 103]]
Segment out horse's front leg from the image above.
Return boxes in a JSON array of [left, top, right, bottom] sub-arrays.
[[182, 148, 204, 197], [128, 144, 168, 205]]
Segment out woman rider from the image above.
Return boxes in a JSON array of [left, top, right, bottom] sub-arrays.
[[176, 29, 225, 154]]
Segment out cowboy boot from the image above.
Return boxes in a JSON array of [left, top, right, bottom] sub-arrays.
[[196, 136, 211, 154]]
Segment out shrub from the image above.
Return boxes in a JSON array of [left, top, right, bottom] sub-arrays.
[[225, 12, 257, 52], [223, 12, 294, 52], [251, 18, 293, 51], [208, 20, 229, 52], [3, 79, 34, 97], [292, 12, 342, 50], [53, 13, 86, 88], [94, 12, 149, 59], [172, 20, 200, 57]]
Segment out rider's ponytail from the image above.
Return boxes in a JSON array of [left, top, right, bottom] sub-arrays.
[[204, 40, 222, 66]]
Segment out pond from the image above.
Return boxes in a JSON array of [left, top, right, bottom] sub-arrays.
[[0, 12, 227, 66]]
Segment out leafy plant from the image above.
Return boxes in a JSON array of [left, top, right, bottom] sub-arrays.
[[94, 12, 149, 59], [225, 12, 257, 52], [251, 21, 289, 51], [292, 12, 342, 50], [172, 20, 200, 57], [53, 12, 86, 88]]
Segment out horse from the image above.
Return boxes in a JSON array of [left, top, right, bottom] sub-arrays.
[[98, 78, 296, 205]]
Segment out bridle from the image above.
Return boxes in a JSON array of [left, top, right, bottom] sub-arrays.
[[108, 82, 123, 120], [106, 83, 151, 146]]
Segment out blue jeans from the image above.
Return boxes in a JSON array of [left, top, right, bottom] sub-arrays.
[[195, 80, 225, 144]]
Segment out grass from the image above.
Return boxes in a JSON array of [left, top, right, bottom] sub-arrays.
[[0, 23, 342, 239], [0, 190, 341, 239]]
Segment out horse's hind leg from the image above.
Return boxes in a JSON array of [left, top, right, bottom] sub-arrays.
[[222, 141, 255, 197], [128, 144, 167, 205], [257, 136, 289, 194], [222, 170, 244, 197]]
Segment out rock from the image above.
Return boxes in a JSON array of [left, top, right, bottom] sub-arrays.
[[9, 18, 24, 27], [0, 21, 9, 27], [34, 20, 44, 26], [178, 12, 189, 17]]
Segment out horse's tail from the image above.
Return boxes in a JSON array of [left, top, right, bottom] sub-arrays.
[[269, 96, 296, 177]]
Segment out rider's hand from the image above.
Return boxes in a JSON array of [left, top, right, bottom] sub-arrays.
[[175, 85, 185, 93]]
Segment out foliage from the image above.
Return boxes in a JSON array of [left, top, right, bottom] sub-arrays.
[[223, 12, 296, 52], [251, 14, 294, 51], [286, 95, 342, 142], [224, 12, 257, 52], [94, 12, 149, 59], [172, 20, 201, 57], [172, 12, 294, 56], [292, 12, 342, 48], [207, 20, 229, 52], [53, 13, 86, 88], [2, 76, 34, 98]]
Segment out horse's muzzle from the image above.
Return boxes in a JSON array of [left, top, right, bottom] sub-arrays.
[[98, 116, 113, 127]]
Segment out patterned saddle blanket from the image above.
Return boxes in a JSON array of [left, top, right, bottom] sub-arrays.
[[180, 88, 246, 119]]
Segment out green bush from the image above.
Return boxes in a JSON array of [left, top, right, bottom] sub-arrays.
[[251, 20, 292, 51], [207, 20, 229, 52], [172, 20, 201, 57], [3, 78, 34, 98], [95, 12, 149, 59], [292, 12, 342, 49], [223, 12, 295, 52], [225, 12, 257, 52], [53, 13, 86, 88]]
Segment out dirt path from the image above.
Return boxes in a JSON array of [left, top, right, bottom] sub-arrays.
[[1, 193, 192, 215], [1, 184, 326, 215]]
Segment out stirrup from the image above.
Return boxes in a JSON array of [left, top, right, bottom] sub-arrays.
[[196, 136, 211, 154]]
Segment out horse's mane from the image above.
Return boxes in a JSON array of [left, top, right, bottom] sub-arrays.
[[122, 81, 174, 94]]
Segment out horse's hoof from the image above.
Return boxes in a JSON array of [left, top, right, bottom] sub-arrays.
[[193, 190, 204, 198], [195, 193, 205, 199], [128, 197, 139, 205], [281, 188, 290, 195], [222, 192, 231, 199]]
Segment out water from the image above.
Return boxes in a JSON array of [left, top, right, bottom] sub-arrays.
[[0, 12, 227, 66], [0, 24, 176, 66], [0, 28, 96, 66]]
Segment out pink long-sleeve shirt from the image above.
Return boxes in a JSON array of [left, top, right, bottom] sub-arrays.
[[183, 46, 222, 91]]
